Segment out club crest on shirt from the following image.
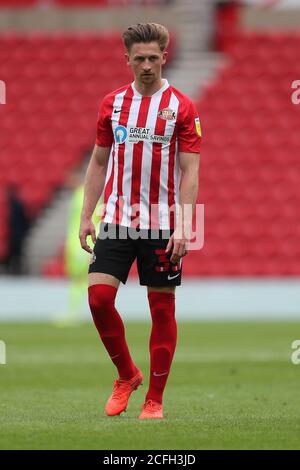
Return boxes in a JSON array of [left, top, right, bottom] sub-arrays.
[[158, 107, 176, 121]]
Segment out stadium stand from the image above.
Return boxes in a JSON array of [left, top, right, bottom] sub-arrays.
[[0, 32, 175, 268], [192, 31, 300, 276], [1, 1, 299, 278], [0, 0, 171, 6], [42, 31, 300, 278], [0, 34, 132, 262]]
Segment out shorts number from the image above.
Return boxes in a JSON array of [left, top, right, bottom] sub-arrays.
[[154, 249, 181, 273]]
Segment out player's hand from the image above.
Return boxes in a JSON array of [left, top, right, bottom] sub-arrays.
[[165, 228, 188, 265], [79, 218, 96, 254]]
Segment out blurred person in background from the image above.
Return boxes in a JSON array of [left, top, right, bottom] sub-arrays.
[[5, 184, 30, 276], [55, 168, 102, 326]]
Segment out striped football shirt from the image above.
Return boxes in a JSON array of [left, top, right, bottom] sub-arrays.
[[96, 79, 201, 230]]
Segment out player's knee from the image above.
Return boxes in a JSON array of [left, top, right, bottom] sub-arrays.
[[152, 346, 176, 369], [88, 284, 117, 312], [148, 291, 176, 324]]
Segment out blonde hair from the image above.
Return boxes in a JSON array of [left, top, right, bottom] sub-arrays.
[[122, 23, 169, 52]]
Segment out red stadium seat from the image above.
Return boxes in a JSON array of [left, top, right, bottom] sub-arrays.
[[0, 32, 175, 264], [193, 32, 300, 276]]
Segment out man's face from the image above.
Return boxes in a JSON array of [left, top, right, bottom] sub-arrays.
[[126, 41, 167, 86]]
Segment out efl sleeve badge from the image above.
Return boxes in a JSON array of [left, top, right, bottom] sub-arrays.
[[195, 117, 202, 137]]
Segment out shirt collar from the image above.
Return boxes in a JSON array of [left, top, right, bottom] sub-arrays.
[[131, 79, 169, 98]]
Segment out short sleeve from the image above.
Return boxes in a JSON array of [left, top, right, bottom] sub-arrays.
[[177, 100, 202, 154], [95, 96, 114, 147]]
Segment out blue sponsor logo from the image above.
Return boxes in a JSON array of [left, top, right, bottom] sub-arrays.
[[114, 125, 128, 144]]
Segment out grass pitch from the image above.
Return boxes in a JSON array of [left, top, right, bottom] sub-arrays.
[[0, 321, 299, 450]]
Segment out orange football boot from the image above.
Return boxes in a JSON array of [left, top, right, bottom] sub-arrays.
[[105, 370, 143, 416], [139, 399, 163, 420]]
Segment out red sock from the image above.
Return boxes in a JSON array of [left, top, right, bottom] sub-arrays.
[[146, 291, 177, 404], [88, 284, 138, 380]]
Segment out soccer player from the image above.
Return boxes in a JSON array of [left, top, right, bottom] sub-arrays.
[[79, 23, 201, 419]]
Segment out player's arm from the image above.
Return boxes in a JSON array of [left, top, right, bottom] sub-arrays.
[[166, 152, 200, 264], [79, 144, 110, 253]]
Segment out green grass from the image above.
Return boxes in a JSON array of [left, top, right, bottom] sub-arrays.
[[0, 322, 300, 450]]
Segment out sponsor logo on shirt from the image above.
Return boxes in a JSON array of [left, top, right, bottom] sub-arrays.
[[158, 107, 176, 121], [114, 126, 171, 145], [128, 127, 171, 144], [195, 117, 202, 137]]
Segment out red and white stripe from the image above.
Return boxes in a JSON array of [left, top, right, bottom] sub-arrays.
[[104, 87, 130, 224], [101, 80, 197, 230]]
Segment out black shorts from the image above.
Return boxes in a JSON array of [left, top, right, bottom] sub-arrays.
[[89, 223, 182, 286]]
